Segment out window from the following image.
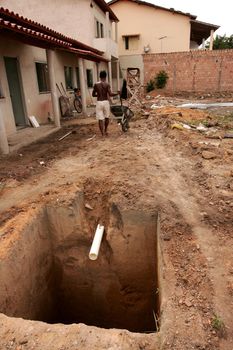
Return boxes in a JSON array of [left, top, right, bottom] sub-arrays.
[[35, 62, 50, 93], [64, 66, 73, 90], [100, 23, 104, 38], [86, 69, 93, 88], [96, 20, 100, 38], [125, 36, 129, 50], [124, 35, 140, 51], [95, 19, 104, 38]]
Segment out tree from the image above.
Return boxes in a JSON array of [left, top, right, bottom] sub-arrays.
[[206, 34, 233, 50]]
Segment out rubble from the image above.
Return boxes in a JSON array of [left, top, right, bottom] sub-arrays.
[[202, 151, 217, 159], [178, 102, 233, 109]]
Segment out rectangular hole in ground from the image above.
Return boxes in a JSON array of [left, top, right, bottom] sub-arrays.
[[0, 196, 160, 333]]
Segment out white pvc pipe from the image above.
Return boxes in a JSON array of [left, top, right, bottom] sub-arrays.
[[89, 224, 104, 260]]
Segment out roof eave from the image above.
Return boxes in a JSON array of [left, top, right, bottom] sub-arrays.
[[0, 7, 102, 55], [190, 19, 220, 45], [108, 0, 197, 19]]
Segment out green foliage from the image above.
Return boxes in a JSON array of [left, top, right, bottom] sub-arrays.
[[211, 314, 225, 332], [206, 34, 233, 50], [146, 70, 169, 92], [146, 79, 155, 92], [155, 70, 169, 89]]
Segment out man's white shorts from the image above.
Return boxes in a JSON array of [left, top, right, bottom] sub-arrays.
[[96, 100, 110, 120]]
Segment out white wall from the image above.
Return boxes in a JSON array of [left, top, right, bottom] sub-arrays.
[[0, 36, 52, 134], [0, 55, 16, 134], [0, 0, 107, 48], [0, 0, 118, 60], [110, 1, 191, 55]]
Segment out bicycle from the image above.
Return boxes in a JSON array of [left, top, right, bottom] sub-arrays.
[[73, 88, 82, 113]]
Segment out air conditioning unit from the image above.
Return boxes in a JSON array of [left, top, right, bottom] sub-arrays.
[[144, 45, 150, 53]]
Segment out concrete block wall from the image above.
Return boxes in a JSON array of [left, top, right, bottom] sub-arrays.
[[143, 49, 233, 93]]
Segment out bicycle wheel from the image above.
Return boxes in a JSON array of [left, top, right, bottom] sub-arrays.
[[74, 98, 82, 113]]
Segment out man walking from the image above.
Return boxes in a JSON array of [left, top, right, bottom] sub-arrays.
[[92, 70, 119, 136]]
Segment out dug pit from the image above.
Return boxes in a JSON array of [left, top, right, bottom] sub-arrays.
[[0, 189, 160, 333]]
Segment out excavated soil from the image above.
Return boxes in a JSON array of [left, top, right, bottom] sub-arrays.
[[0, 185, 159, 333], [0, 96, 233, 350]]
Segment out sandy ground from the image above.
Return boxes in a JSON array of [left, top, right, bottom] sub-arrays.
[[0, 96, 233, 350]]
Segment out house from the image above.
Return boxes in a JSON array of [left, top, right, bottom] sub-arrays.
[[0, 1, 119, 154], [108, 0, 219, 81]]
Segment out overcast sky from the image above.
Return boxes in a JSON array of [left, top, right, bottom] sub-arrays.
[[109, 0, 232, 36]]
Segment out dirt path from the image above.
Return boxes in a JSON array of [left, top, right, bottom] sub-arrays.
[[0, 117, 232, 349], [150, 137, 233, 349]]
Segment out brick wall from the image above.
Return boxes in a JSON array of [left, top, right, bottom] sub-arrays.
[[143, 49, 233, 93]]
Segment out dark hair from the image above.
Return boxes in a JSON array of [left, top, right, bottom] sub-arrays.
[[100, 70, 107, 79]]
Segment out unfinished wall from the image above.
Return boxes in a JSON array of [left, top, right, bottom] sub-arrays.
[[144, 49, 233, 93]]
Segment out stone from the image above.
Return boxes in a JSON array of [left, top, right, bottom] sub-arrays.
[[184, 299, 193, 307], [190, 142, 199, 149], [202, 151, 217, 159], [85, 203, 93, 210], [163, 233, 172, 241]]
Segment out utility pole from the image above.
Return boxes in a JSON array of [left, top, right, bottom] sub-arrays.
[[158, 36, 167, 53]]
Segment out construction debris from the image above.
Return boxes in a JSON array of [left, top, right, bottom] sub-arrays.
[[85, 203, 93, 210], [29, 116, 40, 128], [58, 131, 73, 141], [86, 134, 96, 141], [127, 68, 143, 107], [171, 123, 183, 130], [224, 133, 233, 139], [178, 102, 233, 109]]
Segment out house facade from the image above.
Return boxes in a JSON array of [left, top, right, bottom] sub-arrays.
[[108, 0, 219, 82], [0, 1, 119, 154]]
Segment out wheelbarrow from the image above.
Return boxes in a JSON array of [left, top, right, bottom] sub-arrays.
[[110, 79, 134, 132], [110, 104, 134, 132]]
